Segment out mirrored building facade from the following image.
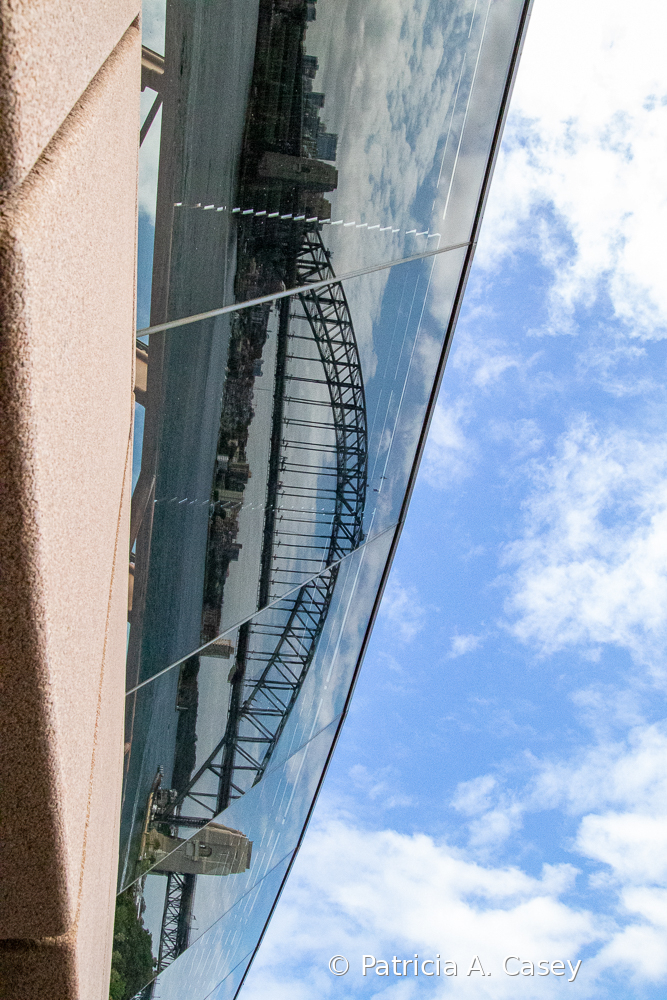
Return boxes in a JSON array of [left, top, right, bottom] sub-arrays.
[[114, 0, 532, 996]]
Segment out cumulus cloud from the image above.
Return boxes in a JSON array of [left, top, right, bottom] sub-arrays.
[[477, 0, 667, 339], [421, 398, 474, 488], [238, 720, 667, 996], [538, 723, 667, 981], [377, 575, 426, 642], [451, 330, 522, 389], [578, 813, 667, 887], [504, 419, 667, 670], [242, 814, 597, 1000], [458, 717, 667, 886], [449, 633, 482, 658], [530, 721, 667, 822], [592, 896, 667, 984], [449, 720, 667, 881], [452, 775, 524, 853]]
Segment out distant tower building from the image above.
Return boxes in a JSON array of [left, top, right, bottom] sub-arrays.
[[306, 1, 317, 20], [302, 54, 319, 79], [316, 131, 338, 162], [150, 823, 253, 876], [257, 151, 338, 190], [307, 92, 325, 109]]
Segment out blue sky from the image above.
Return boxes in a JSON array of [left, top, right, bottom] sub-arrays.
[[239, 0, 667, 997]]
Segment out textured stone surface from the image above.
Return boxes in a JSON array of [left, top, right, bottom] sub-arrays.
[[0, 933, 78, 1000], [0, 19, 138, 973], [73, 512, 132, 1000], [0, 0, 140, 190]]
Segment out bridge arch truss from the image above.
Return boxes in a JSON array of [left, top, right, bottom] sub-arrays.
[[153, 225, 367, 873]]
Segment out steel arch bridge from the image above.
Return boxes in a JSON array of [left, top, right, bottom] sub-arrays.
[[148, 228, 368, 979]]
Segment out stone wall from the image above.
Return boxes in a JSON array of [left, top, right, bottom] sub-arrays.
[[0, 5, 140, 997]]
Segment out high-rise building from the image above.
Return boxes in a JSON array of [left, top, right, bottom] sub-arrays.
[[0, 1, 532, 998], [315, 131, 338, 163]]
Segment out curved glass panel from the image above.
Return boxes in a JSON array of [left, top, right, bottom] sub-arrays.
[[137, 0, 526, 326], [126, 720, 335, 987], [129, 246, 465, 687], [120, 527, 393, 891], [206, 959, 254, 1000], [125, 850, 293, 1000]]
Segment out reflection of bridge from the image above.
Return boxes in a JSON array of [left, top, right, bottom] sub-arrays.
[[148, 228, 367, 977], [156, 872, 195, 973]]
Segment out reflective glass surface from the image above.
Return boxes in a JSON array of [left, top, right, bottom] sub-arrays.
[[129, 246, 466, 687], [127, 720, 335, 983], [120, 528, 393, 890], [206, 958, 254, 1000], [138, 0, 526, 324], [135, 850, 293, 1000]]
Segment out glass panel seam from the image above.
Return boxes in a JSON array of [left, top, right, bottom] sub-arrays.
[[136, 240, 472, 337], [202, 950, 255, 1000], [168, 850, 293, 972], [121, 716, 341, 893], [127, 520, 399, 695]]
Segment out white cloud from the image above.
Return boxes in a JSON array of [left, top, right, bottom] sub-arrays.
[[421, 398, 474, 488], [504, 419, 667, 670], [291, 722, 667, 993], [349, 764, 415, 810], [478, 0, 667, 340], [533, 723, 667, 982], [377, 575, 426, 643], [452, 776, 524, 852], [452, 775, 498, 816], [466, 808, 524, 852], [456, 720, 667, 862], [577, 812, 667, 886], [242, 813, 598, 999], [592, 895, 667, 983], [528, 724, 667, 840], [489, 419, 544, 460], [449, 634, 482, 658], [452, 332, 521, 389]]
